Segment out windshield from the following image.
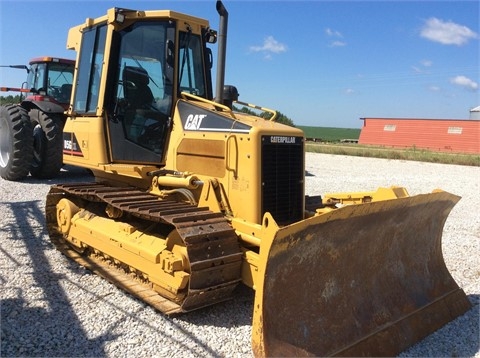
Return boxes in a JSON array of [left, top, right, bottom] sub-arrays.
[[47, 62, 75, 103], [114, 22, 173, 117]]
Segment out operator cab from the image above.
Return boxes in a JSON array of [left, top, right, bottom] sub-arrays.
[[69, 9, 215, 164]]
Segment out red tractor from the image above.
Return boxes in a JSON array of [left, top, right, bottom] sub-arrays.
[[0, 57, 75, 180]]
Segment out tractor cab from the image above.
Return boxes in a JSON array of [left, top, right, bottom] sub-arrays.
[[1, 57, 75, 110], [24, 57, 75, 110]]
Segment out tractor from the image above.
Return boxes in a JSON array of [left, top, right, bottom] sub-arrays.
[[0, 56, 74, 180]]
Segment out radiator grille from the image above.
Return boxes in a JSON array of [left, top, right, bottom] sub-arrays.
[[261, 135, 304, 226]]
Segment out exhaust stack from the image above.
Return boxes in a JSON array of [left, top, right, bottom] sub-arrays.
[[215, 1, 228, 104]]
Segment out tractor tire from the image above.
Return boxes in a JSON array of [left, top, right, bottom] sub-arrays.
[[29, 109, 64, 179], [0, 105, 33, 181]]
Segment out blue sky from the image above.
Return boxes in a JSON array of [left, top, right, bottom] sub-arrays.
[[0, 0, 478, 128]]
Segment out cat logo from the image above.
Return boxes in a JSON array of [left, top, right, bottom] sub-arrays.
[[270, 136, 297, 144], [185, 114, 207, 130]]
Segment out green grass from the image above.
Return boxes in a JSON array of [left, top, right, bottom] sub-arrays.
[[297, 125, 361, 142], [306, 143, 480, 167], [297, 125, 479, 166]]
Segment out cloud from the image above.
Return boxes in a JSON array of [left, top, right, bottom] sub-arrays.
[[412, 59, 432, 73], [249, 36, 287, 56], [326, 28, 346, 47], [421, 60, 432, 67], [450, 75, 478, 91], [329, 41, 346, 47], [420, 17, 478, 45], [326, 28, 343, 38]]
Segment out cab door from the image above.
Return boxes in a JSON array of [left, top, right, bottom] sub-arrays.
[[107, 21, 175, 164]]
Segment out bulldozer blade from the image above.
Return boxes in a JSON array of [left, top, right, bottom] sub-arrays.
[[252, 190, 471, 357]]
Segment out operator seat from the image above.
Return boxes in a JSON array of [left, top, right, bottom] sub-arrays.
[[122, 66, 154, 109], [121, 66, 166, 150], [60, 84, 72, 103]]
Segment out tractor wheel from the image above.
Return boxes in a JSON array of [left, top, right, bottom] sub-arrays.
[[0, 105, 33, 181], [29, 109, 64, 179]]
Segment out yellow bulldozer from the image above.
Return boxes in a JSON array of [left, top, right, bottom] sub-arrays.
[[32, 2, 471, 356]]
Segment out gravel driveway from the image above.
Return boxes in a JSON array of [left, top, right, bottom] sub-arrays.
[[1, 153, 478, 357]]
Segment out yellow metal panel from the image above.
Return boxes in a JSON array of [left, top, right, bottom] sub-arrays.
[[176, 138, 226, 178], [66, 24, 83, 51], [63, 117, 108, 165]]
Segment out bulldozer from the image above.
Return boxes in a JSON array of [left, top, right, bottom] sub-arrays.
[[0, 56, 75, 180], [33, 2, 471, 356]]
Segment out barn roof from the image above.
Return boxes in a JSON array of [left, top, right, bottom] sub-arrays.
[[360, 117, 478, 122]]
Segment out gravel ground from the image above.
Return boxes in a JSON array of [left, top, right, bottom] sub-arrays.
[[1, 153, 479, 357]]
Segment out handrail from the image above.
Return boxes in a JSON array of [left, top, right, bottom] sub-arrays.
[[234, 100, 277, 121], [180, 92, 278, 122], [180, 92, 236, 119]]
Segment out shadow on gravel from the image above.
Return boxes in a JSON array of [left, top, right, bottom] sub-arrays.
[[0, 197, 252, 357], [446, 293, 480, 357], [0, 200, 116, 357], [461, 294, 480, 356], [16, 165, 94, 185], [173, 283, 254, 327]]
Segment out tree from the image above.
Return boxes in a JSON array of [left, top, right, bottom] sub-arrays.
[[0, 95, 21, 105], [261, 110, 295, 127]]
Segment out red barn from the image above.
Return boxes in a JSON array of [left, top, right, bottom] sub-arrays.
[[358, 118, 480, 154]]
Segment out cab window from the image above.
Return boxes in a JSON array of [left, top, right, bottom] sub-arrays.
[[73, 24, 107, 113], [178, 32, 206, 97], [26, 63, 46, 93]]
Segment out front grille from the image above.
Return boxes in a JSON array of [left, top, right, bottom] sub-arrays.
[[261, 135, 304, 226]]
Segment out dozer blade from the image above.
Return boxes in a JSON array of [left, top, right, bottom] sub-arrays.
[[252, 190, 471, 357]]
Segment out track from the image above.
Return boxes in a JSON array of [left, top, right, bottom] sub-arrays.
[[45, 182, 243, 315]]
